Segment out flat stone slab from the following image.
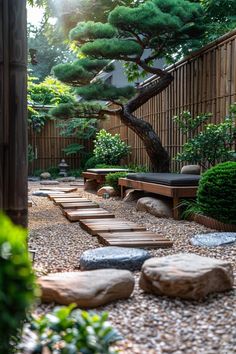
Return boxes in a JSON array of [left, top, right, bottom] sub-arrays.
[[38, 270, 135, 308], [190, 233, 236, 247], [40, 180, 60, 185], [80, 246, 151, 271], [139, 253, 234, 300]]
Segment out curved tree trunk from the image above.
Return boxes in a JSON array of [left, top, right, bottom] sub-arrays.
[[121, 73, 173, 172]]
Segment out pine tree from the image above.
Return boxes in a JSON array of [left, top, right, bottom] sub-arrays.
[[52, 0, 206, 171]]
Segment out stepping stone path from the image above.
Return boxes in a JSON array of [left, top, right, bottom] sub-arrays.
[[190, 232, 236, 247], [38, 269, 135, 308], [80, 247, 151, 271], [139, 253, 234, 300], [40, 186, 77, 193], [65, 208, 115, 221], [47, 187, 173, 249], [40, 180, 60, 185], [97, 231, 173, 248]]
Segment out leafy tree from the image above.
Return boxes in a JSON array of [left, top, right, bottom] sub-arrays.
[[174, 104, 236, 169], [52, 0, 207, 172]]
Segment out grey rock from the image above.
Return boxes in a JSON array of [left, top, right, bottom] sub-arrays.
[[181, 165, 201, 175], [136, 197, 172, 218], [80, 246, 151, 271], [58, 177, 76, 182], [38, 269, 135, 308], [139, 253, 234, 300], [40, 180, 60, 185], [190, 233, 236, 247], [28, 177, 40, 182], [40, 172, 51, 180]]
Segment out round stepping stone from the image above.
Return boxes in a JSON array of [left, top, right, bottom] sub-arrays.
[[38, 269, 134, 308], [80, 246, 151, 271], [190, 233, 236, 247]]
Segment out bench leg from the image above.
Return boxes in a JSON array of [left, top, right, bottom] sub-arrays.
[[173, 197, 180, 220], [120, 185, 124, 199]]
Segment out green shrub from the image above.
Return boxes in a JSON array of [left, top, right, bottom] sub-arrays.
[[69, 168, 83, 177], [95, 164, 123, 169], [47, 166, 60, 178], [23, 304, 121, 354], [94, 130, 131, 165], [84, 155, 100, 170], [197, 161, 236, 224], [105, 172, 128, 192], [0, 214, 36, 353]]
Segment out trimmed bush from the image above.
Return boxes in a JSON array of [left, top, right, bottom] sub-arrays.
[[84, 155, 100, 170], [197, 162, 236, 224], [94, 129, 130, 165], [105, 172, 128, 192], [0, 214, 36, 353]]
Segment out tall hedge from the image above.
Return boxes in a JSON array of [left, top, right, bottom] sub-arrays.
[[197, 162, 236, 224]]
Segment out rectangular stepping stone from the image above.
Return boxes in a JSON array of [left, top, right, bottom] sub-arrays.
[[49, 194, 82, 201], [65, 209, 115, 222], [80, 218, 146, 236], [97, 231, 173, 248], [60, 202, 99, 209], [54, 198, 89, 205], [40, 187, 77, 193]]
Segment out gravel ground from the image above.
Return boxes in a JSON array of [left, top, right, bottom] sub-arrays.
[[28, 182, 236, 354]]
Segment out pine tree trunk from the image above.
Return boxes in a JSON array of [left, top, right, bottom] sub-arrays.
[[121, 73, 173, 172]]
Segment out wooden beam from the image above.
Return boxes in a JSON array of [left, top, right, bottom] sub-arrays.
[[0, 0, 28, 226]]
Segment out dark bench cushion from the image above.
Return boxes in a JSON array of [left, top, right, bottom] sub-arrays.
[[87, 168, 129, 174], [126, 173, 200, 186]]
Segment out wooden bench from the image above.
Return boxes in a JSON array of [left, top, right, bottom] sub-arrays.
[[119, 177, 199, 220], [82, 168, 129, 186]]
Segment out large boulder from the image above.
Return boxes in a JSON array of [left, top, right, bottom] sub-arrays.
[[80, 246, 151, 271], [181, 165, 201, 175], [38, 269, 135, 308], [97, 186, 117, 197], [139, 253, 234, 300], [136, 197, 172, 218]]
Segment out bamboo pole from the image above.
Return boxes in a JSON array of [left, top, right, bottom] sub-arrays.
[[0, 0, 28, 227]]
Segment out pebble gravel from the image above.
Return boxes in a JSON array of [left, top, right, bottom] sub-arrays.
[[28, 182, 236, 354]]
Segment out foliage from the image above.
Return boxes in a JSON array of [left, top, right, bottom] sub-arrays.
[[84, 155, 101, 170], [68, 169, 83, 177], [23, 304, 121, 354], [196, 162, 236, 224], [28, 21, 76, 82], [28, 76, 75, 132], [0, 214, 36, 354], [105, 172, 128, 192], [173, 111, 211, 137], [95, 164, 123, 169], [174, 106, 236, 169], [94, 130, 131, 165]]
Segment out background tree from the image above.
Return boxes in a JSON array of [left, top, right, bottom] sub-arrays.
[[52, 0, 206, 171]]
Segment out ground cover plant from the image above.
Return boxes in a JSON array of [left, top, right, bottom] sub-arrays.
[[22, 304, 121, 354], [0, 214, 36, 354]]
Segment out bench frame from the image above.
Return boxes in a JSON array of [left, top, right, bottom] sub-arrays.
[[118, 178, 198, 220], [82, 171, 107, 185]]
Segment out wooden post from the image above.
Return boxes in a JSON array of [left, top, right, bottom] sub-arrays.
[[0, 0, 28, 227]]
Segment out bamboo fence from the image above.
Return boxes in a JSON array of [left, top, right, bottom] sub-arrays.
[[99, 29, 236, 171]]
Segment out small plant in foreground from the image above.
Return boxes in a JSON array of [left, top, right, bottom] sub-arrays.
[[22, 304, 121, 354], [105, 172, 128, 193], [0, 213, 36, 354]]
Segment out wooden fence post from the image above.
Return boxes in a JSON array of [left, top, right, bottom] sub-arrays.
[[0, 0, 28, 227]]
